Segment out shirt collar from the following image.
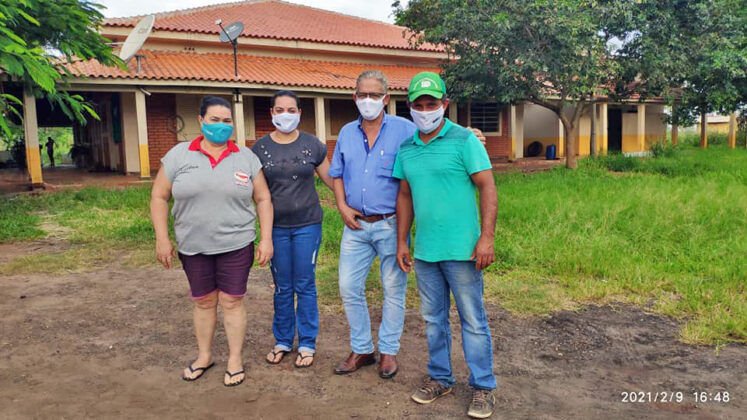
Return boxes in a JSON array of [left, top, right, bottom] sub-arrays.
[[357, 112, 390, 130], [188, 136, 239, 168], [412, 118, 453, 146]]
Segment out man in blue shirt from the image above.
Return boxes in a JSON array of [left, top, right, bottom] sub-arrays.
[[329, 70, 415, 379]]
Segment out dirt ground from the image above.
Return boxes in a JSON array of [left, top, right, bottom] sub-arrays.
[[0, 244, 744, 420]]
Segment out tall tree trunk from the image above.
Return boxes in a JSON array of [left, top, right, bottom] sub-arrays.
[[700, 112, 708, 149], [561, 119, 577, 169]]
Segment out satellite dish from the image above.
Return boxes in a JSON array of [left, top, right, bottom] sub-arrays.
[[219, 22, 244, 43], [119, 15, 155, 62]]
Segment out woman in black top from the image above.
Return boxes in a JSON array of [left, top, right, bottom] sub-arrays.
[[252, 90, 333, 368]]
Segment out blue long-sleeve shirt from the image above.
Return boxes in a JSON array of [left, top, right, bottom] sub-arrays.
[[329, 114, 416, 215]]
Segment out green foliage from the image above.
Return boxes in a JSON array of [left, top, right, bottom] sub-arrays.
[[0, 0, 123, 135], [618, 0, 746, 124], [394, 0, 638, 168]]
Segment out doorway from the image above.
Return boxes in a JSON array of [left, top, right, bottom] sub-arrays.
[[608, 109, 623, 152]]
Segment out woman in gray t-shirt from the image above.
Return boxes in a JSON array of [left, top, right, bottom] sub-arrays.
[[151, 96, 274, 387], [252, 90, 333, 368]]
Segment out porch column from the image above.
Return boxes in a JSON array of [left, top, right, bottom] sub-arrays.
[[22, 90, 43, 187], [449, 101, 458, 122], [245, 96, 256, 142], [600, 102, 609, 155], [728, 112, 737, 149], [557, 118, 565, 157], [388, 99, 396, 115], [670, 104, 678, 146], [135, 90, 150, 178], [314, 96, 326, 142], [637, 104, 646, 152], [700, 112, 708, 149], [509, 103, 524, 160], [232, 94, 246, 146]]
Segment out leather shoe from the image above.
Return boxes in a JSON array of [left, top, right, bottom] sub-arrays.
[[334, 352, 375, 375], [378, 354, 398, 379]]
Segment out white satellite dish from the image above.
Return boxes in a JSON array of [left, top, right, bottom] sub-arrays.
[[119, 15, 155, 63]]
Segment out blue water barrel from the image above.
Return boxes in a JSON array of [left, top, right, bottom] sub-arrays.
[[546, 144, 557, 160]]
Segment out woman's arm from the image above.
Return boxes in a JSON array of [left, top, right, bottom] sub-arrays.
[[252, 169, 274, 266], [315, 158, 335, 190], [150, 168, 175, 269]]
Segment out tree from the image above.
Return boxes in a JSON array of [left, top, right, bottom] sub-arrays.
[[394, 0, 634, 169], [0, 0, 122, 136], [612, 0, 746, 148]]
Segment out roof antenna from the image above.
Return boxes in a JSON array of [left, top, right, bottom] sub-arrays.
[[119, 15, 155, 75], [216, 19, 244, 78]]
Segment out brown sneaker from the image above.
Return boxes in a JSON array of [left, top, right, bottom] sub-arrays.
[[411, 378, 453, 404], [467, 389, 496, 419]]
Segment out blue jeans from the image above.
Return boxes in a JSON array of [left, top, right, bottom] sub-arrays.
[[414, 259, 497, 390], [338, 216, 407, 355], [270, 223, 322, 354]]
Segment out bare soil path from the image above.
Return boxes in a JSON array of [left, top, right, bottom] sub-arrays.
[[0, 262, 744, 419]]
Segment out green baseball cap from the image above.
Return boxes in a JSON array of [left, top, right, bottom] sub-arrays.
[[408, 72, 447, 102]]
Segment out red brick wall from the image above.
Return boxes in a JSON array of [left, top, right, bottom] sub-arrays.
[[146, 94, 178, 172], [325, 140, 336, 161], [484, 110, 511, 160]]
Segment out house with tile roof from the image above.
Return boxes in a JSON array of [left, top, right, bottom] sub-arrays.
[[9, 0, 677, 186]]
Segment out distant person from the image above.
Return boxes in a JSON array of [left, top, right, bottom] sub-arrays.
[[150, 96, 274, 387], [252, 90, 334, 368], [45, 137, 55, 167], [394, 72, 499, 418]]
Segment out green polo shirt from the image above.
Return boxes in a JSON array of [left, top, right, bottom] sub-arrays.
[[392, 119, 492, 262]]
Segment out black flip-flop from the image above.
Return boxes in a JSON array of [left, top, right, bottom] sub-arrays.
[[224, 370, 245, 387], [294, 354, 314, 369], [266, 349, 289, 365], [182, 361, 215, 381]]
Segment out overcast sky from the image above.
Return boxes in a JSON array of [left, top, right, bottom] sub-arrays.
[[97, 0, 405, 24]]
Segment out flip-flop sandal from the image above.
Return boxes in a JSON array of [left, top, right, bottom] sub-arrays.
[[266, 349, 289, 365], [182, 361, 215, 381], [294, 354, 314, 369], [224, 370, 245, 387]]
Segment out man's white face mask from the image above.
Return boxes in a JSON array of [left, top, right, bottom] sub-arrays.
[[356, 97, 385, 121], [410, 106, 445, 134]]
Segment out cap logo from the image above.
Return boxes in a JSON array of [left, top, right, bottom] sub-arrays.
[[420, 80, 432, 88]]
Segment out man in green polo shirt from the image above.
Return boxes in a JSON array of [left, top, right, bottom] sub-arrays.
[[393, 72, 498, 419]]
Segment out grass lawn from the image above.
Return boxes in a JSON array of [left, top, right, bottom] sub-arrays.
[[1, 144, 745, 346]]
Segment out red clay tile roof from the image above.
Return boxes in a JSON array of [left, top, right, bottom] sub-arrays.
[[68, 50, 439, 91], [103, 0, 440, 52]]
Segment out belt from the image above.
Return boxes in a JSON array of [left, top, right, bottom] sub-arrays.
[[355, 212, 395, 223]]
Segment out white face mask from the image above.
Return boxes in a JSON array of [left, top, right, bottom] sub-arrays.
[[410, 106, 445, 134], [356, 97, 385, 121], [272, 112, 301, 134]]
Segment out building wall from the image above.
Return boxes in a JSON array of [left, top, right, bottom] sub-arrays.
[[621, 105, 667, 152], [524, 104, 560, 156], [146, 93, 178, 172], [483, 110, 511, 159]]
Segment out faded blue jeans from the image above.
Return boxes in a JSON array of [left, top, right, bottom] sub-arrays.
[[414, 259, 497, 390], [270, 223, 322, 354], [338, 215, 407, 355]]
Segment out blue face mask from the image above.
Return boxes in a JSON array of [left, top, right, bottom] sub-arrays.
[[201, 122, 234, 144]]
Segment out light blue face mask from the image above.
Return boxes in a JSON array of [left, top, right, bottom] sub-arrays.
[[201, 122, 234, 144]]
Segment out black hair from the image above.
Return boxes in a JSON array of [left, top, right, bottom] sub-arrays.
[[199, 96, 231, 117], [271, 90, 300, 108]]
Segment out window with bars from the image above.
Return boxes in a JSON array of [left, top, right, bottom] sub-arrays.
[[469, 102, 501, 133]]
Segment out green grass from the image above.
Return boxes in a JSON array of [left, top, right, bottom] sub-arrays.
[[1, 145, 745, 345]]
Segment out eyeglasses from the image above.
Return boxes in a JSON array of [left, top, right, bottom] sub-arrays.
[[356, 92, 386, 100]]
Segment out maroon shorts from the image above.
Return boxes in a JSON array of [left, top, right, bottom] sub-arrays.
[[178, 243, 255, 299]]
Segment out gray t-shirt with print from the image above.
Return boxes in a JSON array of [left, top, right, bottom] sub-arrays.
[[252, 131, 327, 228], [161, 141, 263, 255]]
